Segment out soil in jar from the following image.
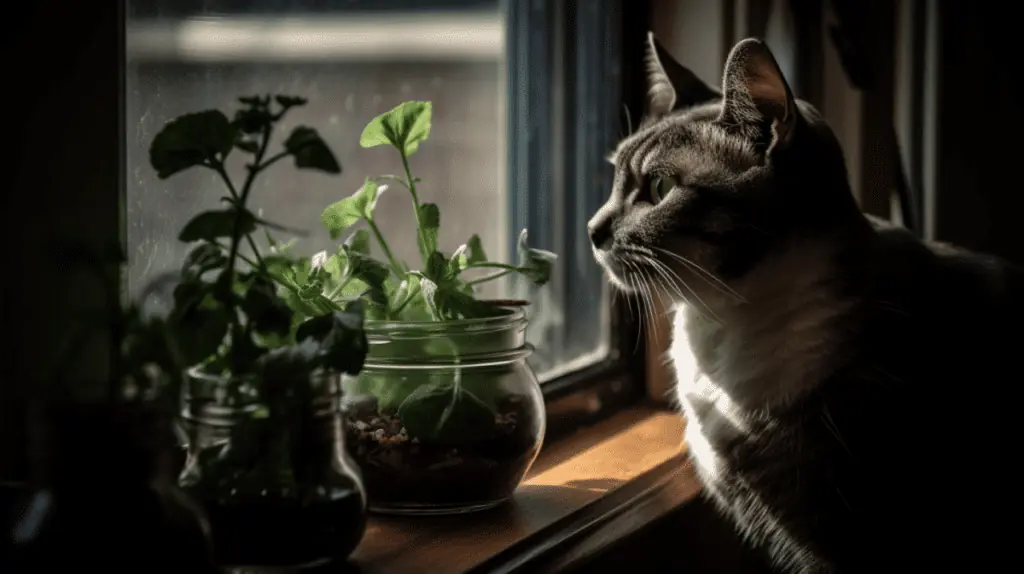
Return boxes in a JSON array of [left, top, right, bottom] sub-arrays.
[[199, 489, 364, 568], [343, 393, 541, 509]]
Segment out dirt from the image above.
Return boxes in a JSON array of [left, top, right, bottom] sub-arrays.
[[342, 394, 541, 511]]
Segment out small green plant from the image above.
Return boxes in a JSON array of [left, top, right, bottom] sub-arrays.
[[264, 101, 557, 324], [147, 95, 369, 499], [261, 101, 559, 445], [148, 95, 365, 381]]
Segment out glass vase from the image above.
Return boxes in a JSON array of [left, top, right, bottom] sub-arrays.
[[179, 367, 367, 570], [341, 305, 546, 515]]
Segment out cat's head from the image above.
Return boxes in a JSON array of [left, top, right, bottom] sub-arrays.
[[589, 34, 859, 305]]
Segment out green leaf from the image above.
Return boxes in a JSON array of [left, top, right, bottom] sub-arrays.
[[179, 209, 257, 243], [173, 305, 230, 366], [181, 243, 226, 279], [359, 101, 433, 156], [424, 251, 448, 283], [397, 383, 496, 444], [294, 302, 368, 375], [344, 249, 391, 292], [233, 107, 274, 135], [234, 139, 259, 153], [435, 284, 503, 320], [284, 126, 341, 174], [241, 275, 294, 337], [227, 329, 268, 375], [319, 301, 368, 375], [275, 95, 308, 109], [452, 234, 487, 273], [417, 202, 440, 260], [345, 229, 372, 255], [321, 180, 385, 239], [253, 216, 309, 237], [416, 276, 441, 319], [255, 339, 319, 386], [517, 228, 558, 286], [149, 110, 236, 179], [464, 234, 487, 265]]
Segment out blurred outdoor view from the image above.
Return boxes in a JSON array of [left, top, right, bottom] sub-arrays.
[[125, 0, 604, 379]]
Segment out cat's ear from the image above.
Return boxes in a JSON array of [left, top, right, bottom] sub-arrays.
[[644, 32, 721, 119], [719, 38, 796, 151]]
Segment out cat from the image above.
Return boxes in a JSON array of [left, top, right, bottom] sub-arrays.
[[589, 33, 1024, 573]]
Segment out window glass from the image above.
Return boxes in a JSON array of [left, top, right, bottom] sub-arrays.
[[125, 0, 609, 381]]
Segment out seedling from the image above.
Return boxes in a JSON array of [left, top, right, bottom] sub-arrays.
[[266, 101, 557, 324]]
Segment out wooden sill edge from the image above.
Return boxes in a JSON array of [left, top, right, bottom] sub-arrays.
[[351, 405, 700, 574]]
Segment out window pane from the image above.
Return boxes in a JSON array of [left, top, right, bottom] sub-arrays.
[[125, 0, 610, 382]]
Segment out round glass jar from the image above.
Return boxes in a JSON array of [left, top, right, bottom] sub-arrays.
[[340, 306, 545, 515], [178, 367, 367, 570]]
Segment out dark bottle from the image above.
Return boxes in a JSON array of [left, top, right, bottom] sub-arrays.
[[3, 400, 218, 573], [179, 368, 368, 570]]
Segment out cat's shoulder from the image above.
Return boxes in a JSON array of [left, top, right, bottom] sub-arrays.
[[864, 213, 1024, 297]]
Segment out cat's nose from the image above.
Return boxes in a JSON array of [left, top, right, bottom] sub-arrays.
[[588, 219, 613, 250]]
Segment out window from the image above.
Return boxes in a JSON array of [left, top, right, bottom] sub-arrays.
[[124, 0, 637, 388]]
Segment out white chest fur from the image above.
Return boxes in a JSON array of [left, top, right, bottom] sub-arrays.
[[669, 304, 834, 573], [668, 306, 746, 486], [668, 298, 838, 484]]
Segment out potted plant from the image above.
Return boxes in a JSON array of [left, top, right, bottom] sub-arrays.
[[4, 244, 217, 573], [147, 95, 370, 568], [263, 101, 557, 515]]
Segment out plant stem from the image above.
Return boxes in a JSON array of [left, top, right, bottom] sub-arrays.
[[325, 276, 353, 300], [212, 163, 241, 201], [224, 124, 273, 337], [213, 162, 266, 279], [390, 285, 421, 317], [464, 262, 520, 272], [467, 269, 512, 286], [366, 219, 404, 276], [374, 174, 412, 190], [244, 234, 266, 269], [400, 152, 430, 266], [256, 151, 289, 173]]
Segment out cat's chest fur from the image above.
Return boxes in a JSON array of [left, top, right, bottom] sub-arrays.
[[669, 302, 844, 572], [670, 301, 838, 479]]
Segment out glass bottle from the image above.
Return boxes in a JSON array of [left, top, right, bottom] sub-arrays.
[[179, 367, 367, 570]]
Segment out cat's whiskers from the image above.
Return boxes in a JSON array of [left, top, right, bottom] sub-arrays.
[[646, 255, 724, 324], [650, 245, 747, 303], [624, 260, 647, 345], [625, 259, 660, 348], [624, 270, 644, 356], [615, 245, 724, 322], [635, 264, 660, 348]]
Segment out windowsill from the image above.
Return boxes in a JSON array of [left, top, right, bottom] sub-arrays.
[[351, 404, 700, 574]]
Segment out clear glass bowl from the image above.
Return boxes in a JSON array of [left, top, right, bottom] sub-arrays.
[[340, 305, 546, 515], [178, 367, 367, 569]]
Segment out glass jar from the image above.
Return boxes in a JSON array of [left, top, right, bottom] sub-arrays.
[[179, 367, 367, 570], [341, 306, 546, 515]]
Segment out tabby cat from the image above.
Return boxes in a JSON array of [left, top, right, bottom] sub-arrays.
[[589, 34, 1023, 572]]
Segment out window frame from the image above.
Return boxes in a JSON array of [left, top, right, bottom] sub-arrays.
[[507, 0, 650, 440], [3, 0, 127, 481]]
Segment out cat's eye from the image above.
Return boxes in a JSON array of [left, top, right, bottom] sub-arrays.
[[647, 176, 676, 205]]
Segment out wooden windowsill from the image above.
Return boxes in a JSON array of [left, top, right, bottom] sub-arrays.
[[351, 404, 700, 574]]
